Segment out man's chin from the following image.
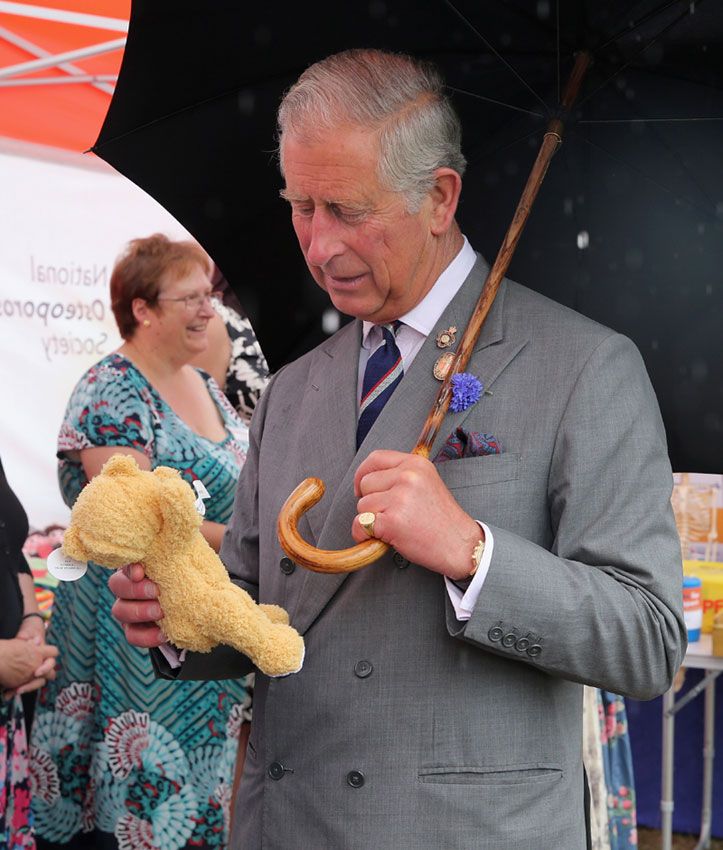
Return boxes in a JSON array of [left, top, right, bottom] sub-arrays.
[[323, 286, 389, 323]]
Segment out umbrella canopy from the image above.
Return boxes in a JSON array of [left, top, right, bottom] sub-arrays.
[[93, 0, 723, 473]]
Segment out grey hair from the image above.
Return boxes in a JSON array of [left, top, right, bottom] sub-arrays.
[[277, 49, 466, 212]]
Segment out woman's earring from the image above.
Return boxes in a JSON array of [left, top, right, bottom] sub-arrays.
[[142, 319, 151, 328]]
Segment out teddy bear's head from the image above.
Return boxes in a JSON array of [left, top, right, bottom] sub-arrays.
[[62, 454, 202, 569]]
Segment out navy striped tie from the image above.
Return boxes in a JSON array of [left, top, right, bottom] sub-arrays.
[[356, 322, 404, 449]]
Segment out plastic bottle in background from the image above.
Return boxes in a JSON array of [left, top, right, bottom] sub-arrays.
[[683, 576, 703, 643]]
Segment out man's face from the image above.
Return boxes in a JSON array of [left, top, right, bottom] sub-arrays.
[[281, 125, 439, 324]]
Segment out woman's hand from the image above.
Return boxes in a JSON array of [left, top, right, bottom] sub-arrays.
[[16, 613, 46, 643], [0, 637, 58, 693]]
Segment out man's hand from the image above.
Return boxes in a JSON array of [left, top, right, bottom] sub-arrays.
[[352, 450, 481, 581], [109, 563, 166, 648]]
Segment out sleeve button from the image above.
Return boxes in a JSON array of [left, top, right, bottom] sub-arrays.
[[527, 644, 543, 658], [515, 637, 531, 652], [501, 633, 517, 648], [488, 626, 504, 642]]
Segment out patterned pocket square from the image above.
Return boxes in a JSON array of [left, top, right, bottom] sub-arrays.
[[434, 426, 502, 464]]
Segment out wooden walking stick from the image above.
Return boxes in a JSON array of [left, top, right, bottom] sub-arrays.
[[278, 52, 592, 574]]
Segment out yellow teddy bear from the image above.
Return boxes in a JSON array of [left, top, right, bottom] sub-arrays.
[[62, 454, 304, 677]]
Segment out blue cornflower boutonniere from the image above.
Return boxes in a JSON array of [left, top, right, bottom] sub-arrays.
[[450, 373, 483, 413]]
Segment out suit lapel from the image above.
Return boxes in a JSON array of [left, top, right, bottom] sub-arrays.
[[296, 320, 360, 545], [291, 256, 528, 634], [289, 322, 364, 633]]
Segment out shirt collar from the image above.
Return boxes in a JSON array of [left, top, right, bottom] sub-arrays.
[[361, 236, 476, 348]]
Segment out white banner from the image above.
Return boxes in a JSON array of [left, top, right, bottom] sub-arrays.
[[0, 140, 192, 529]]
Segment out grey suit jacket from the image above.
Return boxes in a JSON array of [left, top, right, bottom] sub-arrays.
[[165, 258, 685, 849]]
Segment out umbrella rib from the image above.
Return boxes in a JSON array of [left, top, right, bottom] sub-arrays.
[[578, 4, 696, 110], [593, 0, 691, 54], [571, 128, 717, 221], [465, 127, 545, 167], [446, 86, 545, 119], [556, 0, 561, 105], [443, 0, 549, 114], [579, 117, 723, 124]]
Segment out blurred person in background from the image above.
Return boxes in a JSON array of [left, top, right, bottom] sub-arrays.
[[31, 234, 252, 850], [1, 455, 58, 850], [192, 269, 269, 423]]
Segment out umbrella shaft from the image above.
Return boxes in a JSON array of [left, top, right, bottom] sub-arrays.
[[414, 52, 593, 458]]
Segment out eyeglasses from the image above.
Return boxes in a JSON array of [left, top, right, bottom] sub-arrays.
[[157, 292, 215, 311]]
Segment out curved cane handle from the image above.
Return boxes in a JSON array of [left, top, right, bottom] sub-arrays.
[[277, 477, 389, 573]]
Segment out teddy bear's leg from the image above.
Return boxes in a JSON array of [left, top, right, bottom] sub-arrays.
[[215, 586, 304, 676], [259, 604, 290, 625]]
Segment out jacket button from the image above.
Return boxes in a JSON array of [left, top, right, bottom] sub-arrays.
[[392, 552, 409, 569], [527, 644, 543, 658], [488, 626, 504, 642], [347, 770, 365, 788], [501, 632, 517, 648], [279, 557, 295, 575], [268, 762, 286, 780], [515, 637, 531, 652], [354, 660, 373, 678]]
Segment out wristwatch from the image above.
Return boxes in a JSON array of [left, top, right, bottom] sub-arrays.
[[469, 537, 486, 577]]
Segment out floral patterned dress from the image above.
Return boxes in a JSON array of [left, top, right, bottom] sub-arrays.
[[211, 300, 269, 423], [30, 354, 251, 850], [1, 697, 34, 850], [1, 457, 36, 849]]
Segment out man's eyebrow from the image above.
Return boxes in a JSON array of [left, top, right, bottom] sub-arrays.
[[278, 190, 369, 212]]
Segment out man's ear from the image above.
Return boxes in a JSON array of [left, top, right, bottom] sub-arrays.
[[428, 168, 462, 236]]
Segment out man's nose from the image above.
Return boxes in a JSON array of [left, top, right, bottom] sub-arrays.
[[305, 209, 343, 267]]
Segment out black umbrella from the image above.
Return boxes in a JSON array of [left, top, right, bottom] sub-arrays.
[[92, 0, 723, 473]]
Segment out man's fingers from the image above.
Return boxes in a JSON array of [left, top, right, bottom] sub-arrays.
[[352, 511, 385, 543], [112, 598, 164, 625], [109, 568, 159, 601], [353, 449, 408, 496], [121, 562, 147, 582], [356, 463, 423, 498], [121, 622, 166, 649]]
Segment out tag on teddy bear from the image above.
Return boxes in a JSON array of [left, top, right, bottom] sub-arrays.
[[192, 479, 210, 516], [47, 548, 88, 582]]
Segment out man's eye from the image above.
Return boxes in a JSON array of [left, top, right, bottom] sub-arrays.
[[333, 206, 364, 223], [292, 204, 314, 217]]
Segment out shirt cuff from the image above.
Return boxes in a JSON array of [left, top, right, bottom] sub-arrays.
[[444, 521, 494, 621], [158, 642, 187, 669]]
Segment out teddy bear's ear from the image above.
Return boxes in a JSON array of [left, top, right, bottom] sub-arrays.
[[154, 473, 201, 540], [62, 525, 87, 561], [152, 465, 181, 482], [101, 454, 140, 477]]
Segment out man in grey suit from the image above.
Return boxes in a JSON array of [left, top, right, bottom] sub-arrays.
[[111, 49, 685, 849]]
